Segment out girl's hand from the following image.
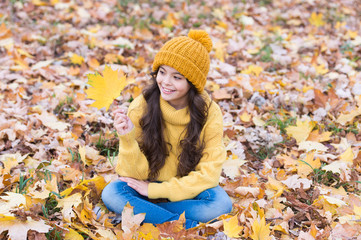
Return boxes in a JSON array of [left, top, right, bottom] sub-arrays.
[[119, 177, 149, 197], [112, 107, 134, 135]]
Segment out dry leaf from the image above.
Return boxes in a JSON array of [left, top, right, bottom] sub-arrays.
[[223, 215, 242, 238], [0, 215, 52, 240], [250, 216, 271, 240]]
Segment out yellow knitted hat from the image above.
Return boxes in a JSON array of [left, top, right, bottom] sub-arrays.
[[152, 29, 212, 92]]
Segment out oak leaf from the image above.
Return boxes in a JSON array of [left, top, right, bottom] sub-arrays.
[[85, 65, 127, 111]]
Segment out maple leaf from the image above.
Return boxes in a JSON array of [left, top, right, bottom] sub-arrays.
[[297, 151, 321, 178], [250, 216, 271, 240], [309, 12, 325, 27], [70, 53, 85, 65], [242, 65, 263, 77], [222, 154, 246, 180], [121, 203, 145, 239], [0, 215, 52, 240], [285, 119, 316, 144], [223, 215, 242, 238], [339, 147, 354, 164], [85, 65, 127, 111], [64, 228, 84, 240]]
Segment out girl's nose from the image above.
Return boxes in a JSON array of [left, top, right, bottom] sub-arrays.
[[162, 75, 171, 85]]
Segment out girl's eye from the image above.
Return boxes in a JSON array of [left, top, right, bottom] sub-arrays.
[[174, 76, 182, 80], [159, 70, 165, 75]]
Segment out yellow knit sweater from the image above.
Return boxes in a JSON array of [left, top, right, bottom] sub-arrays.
[[115, 92, 226, 201]]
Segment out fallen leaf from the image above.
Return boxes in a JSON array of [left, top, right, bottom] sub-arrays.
[[64, 228, 84, 240], [0, 215, 52, 240], [309, 12, 325, 27], [297, 152, 321, 178], [250, 216, 271, 240], [286, 119, 316, 144], [223, 215, 242, 238], [121, 203, 145, 238]]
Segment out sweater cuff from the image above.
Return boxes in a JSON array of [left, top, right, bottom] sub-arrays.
[[148, 182, 168, 199], [117, 127, 136, 147]]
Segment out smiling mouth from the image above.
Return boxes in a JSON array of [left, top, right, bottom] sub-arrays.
[[161, 86, 175, 94]]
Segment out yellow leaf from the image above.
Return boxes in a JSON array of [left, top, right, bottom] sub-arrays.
[[335, 21, 346, 29], [273, 224, 288, 234], [309, 12, 325, 27], [285, 119, 315, 143], [61, 176, 106, 197], [242, 65, 263, 77], [223, 215, 242, 238], [339, 147, 354, 164], [307, 130, 332, 142], [240, 111, 252, 122], [297, 152, 321, 178], [85, 65, 127, 111], [32, 0, 47, 6], [71, 53, 85, 65], [78, 145, 93, 166], [265, 176, 286, 199], [137, 223, 160, 240], [65, 228, 84, 240], [250, 216, 271, 240], [347, 30, 358, 39], [354, 206, 361, 218], [215, 20, 228, 30], [162, 13, 176, 29], [214, 41, 226, 62], [313, 64, 328, 75], [310, 223, 317, 238], [336, 107, 361, 125]]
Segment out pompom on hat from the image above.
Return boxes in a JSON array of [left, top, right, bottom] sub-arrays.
[[152, 29, 213, 92]]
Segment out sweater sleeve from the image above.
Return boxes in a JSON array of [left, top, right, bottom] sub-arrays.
[[114, 96, 149, 180], [148, 103, 226, 201]]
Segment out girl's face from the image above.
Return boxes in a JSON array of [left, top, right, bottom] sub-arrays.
[[156, 65, 191, 110]]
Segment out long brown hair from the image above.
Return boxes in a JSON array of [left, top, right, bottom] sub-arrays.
[[139, 70, 209, 181]]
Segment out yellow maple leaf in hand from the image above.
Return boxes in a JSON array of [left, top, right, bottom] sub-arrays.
[[250, 216, 271, 240], [85, 65, 127, 111], [309, 12, 325, 27]]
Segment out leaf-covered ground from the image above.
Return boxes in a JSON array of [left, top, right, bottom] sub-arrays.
[[0, 0, 361, 239]]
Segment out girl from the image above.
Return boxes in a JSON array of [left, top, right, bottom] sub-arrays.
[[101, 29, 232, 229]]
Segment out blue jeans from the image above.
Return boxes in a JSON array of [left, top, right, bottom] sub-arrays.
[[101, 180, 232, 229]]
